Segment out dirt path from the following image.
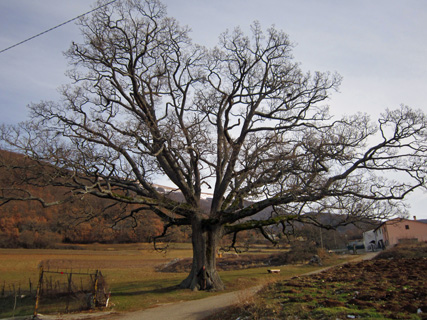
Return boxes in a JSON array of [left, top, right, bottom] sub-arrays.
[[32, 288, 256, 320], [107, 286, 260, 320], [34, 252, 379, 320]]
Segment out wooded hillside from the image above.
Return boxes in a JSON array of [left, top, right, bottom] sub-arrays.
[[0, 150, 169, 247]]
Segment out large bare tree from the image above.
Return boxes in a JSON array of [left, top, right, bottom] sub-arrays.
[[1, 0, 426, 290]]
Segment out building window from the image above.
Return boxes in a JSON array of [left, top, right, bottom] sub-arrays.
[[405, 225, 410, 230]]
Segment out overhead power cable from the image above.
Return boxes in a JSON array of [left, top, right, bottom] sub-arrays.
[[0, 0, 117, 55]]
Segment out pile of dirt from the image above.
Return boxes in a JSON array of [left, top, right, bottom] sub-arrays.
[[374, 242, 427, 260]]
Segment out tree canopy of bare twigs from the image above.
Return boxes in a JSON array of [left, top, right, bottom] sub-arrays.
[[1, 0, 426, 290]]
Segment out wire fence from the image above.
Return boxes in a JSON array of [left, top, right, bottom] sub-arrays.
[[0, 267, 109, 318]]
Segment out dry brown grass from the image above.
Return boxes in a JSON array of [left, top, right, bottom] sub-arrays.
[[1, 243, 350, 317], [0, 243, 193, 297], [0, 243, 195, 316]]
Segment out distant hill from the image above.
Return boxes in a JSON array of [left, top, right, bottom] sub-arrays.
[[0, 149, 166, 248]]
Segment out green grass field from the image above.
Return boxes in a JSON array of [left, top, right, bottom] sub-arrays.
[[0, 243, 351, 318]]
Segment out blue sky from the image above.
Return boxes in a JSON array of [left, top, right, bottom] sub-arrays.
[[0, 0, 426, 219]]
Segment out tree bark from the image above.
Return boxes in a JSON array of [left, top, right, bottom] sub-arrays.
[[179, 215, 224, 291]]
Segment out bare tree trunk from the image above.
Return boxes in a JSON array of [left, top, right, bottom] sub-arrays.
[[205, 224, 224, 290], [179, 216, 224, 291]]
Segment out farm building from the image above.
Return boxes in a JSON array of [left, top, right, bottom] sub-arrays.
[[363, 216, 427, 250]]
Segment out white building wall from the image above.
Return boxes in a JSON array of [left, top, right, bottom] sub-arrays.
[[363, 230, 377, 251]]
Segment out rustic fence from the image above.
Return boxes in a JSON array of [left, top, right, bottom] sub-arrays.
[[1, 279, 35, 297], [0, 267, 109, 318], [0, 279, 36, 318]]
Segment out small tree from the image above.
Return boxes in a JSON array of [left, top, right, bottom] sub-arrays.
[[1, 0, 426, 290]]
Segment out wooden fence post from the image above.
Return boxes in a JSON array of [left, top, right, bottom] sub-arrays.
[[33, 266, 43, 318], [65, 272, 72, 313], [12, 284, 17, 318], [92, 270, 99, 308]]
